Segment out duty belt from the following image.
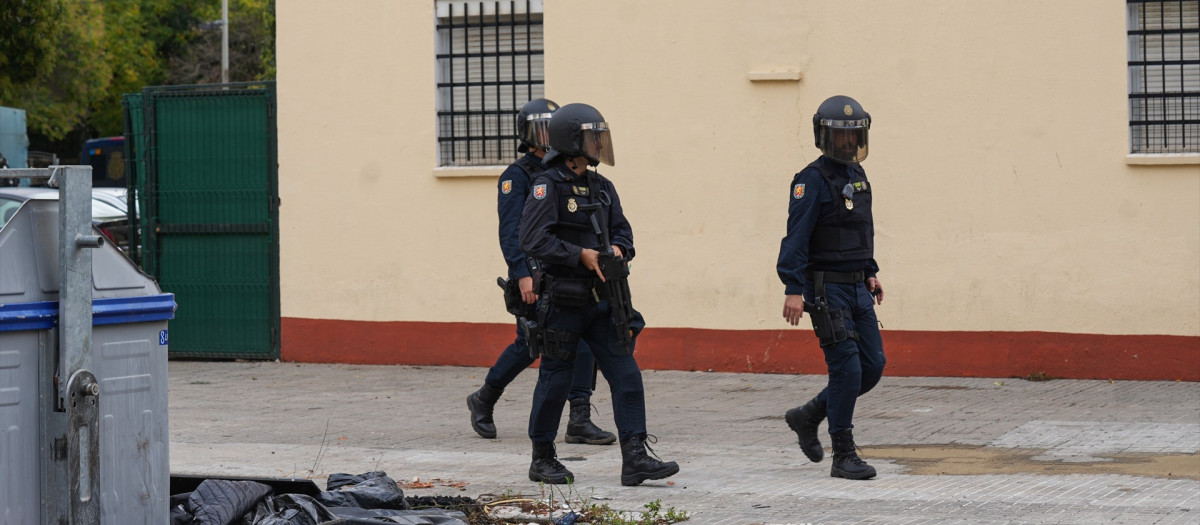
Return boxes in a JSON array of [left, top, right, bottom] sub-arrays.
[[806, 270, 865, 284]]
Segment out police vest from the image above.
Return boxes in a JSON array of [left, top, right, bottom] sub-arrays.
[[808, 159, 874, 264], [547, 173, 604, 278], [513, 156, 543, 182]]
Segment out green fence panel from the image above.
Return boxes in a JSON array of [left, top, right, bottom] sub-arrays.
[[122, 92, 148, 268], [125, 83, 279, 359]]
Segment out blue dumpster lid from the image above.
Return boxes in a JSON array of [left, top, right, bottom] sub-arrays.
[[0, 293, 175, 332]]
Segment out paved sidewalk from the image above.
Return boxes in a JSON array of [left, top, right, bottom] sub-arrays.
[[168, 362, 1200, 524]]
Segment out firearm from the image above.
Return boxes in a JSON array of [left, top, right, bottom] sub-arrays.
[[577, 191, 636, 354], [496, 277, 526, 317], [802, 298, 853, 346], [497, 259, 548, 358]]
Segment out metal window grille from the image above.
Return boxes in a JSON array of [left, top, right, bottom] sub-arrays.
[[436, 0, 544, 167], [1127, 0, 1200, 154]]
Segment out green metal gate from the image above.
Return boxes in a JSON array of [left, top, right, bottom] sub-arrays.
[[123, 82, 279, 359]]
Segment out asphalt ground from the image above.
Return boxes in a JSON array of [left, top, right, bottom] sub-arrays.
[[168, 361, 1200, 524]]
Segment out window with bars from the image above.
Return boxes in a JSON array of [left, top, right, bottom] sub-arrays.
[[436, 0, 544, 167], [1127, 0, 1200, 154]]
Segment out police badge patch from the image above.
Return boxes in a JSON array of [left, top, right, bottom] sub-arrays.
[[533, 184, 547, 200], [793, 183, 806, 199], [501, 180, 512, 194]]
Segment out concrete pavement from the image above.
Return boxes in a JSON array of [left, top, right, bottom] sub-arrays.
[[168, 361, 1200, 524]]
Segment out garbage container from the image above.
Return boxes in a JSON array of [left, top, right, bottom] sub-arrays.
[[0, 170, 175, 524]]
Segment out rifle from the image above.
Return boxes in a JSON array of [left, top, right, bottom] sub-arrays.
[[577, 191, 636, 354]]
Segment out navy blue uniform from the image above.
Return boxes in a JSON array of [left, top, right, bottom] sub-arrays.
[[520, 165, 645, 443], [485, 153, 595, 401], [777, 155, 885, 435]]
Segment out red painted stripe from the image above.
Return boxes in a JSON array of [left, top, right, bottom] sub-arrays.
[[281, 318, 1199, 382]]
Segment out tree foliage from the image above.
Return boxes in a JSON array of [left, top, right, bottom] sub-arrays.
[[0, 0, 275, 141], [0, 0, 110, 140], [167, 0, 276, 86], [0, 0, 67, 84]]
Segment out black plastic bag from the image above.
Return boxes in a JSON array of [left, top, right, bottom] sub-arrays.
[[319, 471, 408, 510], [182, 479, 273, 525], [245, 493, 339, 525]]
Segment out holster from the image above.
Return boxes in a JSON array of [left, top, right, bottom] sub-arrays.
[[518, 316, 542, 359], [497, 277, 526, 317], [523, 275, 585, 361], [806, 271, 858, 347], [524, 292, 550, 359], [807, 299, 852, 347]]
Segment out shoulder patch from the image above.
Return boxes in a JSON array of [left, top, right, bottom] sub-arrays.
[[793, 183, 806, 200], [533, 184, 547, 200], [501, 180, 512, 194]]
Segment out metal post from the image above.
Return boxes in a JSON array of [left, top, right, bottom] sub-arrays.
[[53, 165, 103, 525], [222, 0, 229, 84]]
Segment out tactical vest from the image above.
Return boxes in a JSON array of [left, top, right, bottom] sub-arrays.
[[513, 156, 543, 182], [547, 172, 604, 278], [808, 159, 874, 264]]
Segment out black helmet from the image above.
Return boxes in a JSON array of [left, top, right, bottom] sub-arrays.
[[517, 98, 558, 153], [813, 95, 871, 164], [543, 103, 615, 167]]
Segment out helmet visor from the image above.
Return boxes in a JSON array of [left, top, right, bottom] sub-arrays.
[[819, 118, 869, 164], [522, 113, 553, 149], [579, 122, 615, 166]]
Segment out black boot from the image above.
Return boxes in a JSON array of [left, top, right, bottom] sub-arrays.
[[565, 397, 616, 445], [785, 396, 826, 462], [528, 441, 574, 484], [467, 383, 503, 439], [620, 434, 679, 486], [830, 429, 876, 480]]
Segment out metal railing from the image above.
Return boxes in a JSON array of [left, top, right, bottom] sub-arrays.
[[436, 0, 544, 166], [1127, 0, 1200, 153]]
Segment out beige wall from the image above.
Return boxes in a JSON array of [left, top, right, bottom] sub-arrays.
[[278, 1, 1200, 337]]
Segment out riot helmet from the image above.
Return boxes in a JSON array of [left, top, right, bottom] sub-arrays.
[[517, 98, 558, 153], [813, 95, 870, 164], [543, 103, 615, 167]]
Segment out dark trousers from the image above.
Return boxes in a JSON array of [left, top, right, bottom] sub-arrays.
[[484, 322, 595, 401], [528, 300, 646, 443], [805, 280, 886, 434]]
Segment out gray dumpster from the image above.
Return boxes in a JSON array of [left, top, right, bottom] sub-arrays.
[[0, 167, 174, 525]]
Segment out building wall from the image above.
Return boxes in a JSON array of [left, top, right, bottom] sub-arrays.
[[277, 1, 1199, 380]]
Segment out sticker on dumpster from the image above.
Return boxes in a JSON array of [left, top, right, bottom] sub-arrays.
[[159, 330, 169, 345]]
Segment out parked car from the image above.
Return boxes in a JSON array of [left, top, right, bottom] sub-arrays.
[[0, 188, 131, 252], [92, 187, 137, 215]]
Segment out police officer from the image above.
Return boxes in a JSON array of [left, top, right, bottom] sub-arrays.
[[777, 95, 885, 480], [467, 99, 616, 446], [519, 103, 678, 486]]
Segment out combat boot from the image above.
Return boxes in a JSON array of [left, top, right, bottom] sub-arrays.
[[528, 441, 574, 484], [620, 434, 679, 486], [830, 429, 876, 480], [565, 397, 617, 445], [466, 383, 503, 439], [785, 396, 826, 462]]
